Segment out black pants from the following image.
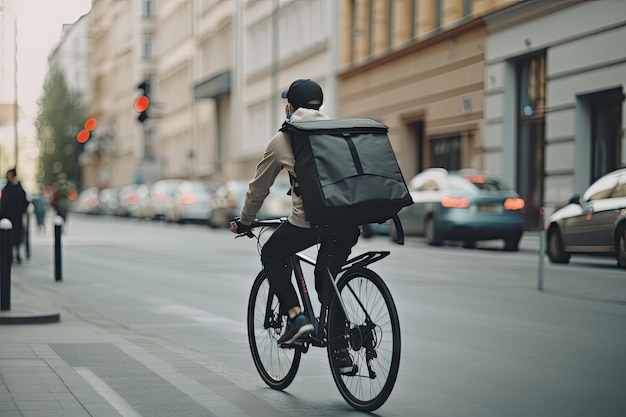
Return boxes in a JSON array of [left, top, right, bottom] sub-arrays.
[[261, 221, 360, 345]]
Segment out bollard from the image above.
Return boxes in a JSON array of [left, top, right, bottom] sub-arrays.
[[25, 205, 32, 260], [537, 229, 546, 291], [54, 216, 64, 282], [0, 218, 13, 310]]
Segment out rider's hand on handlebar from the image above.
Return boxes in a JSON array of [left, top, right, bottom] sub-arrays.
[[230, 217, 254, 236]]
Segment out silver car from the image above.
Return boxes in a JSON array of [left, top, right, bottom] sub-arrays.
[[546, 168, 626, 268]]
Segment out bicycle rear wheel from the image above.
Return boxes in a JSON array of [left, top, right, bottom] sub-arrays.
[[247, 270, 301, 390], [327, 268, 401, 411]]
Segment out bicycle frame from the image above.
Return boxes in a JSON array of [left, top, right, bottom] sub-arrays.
[[240, 218, 390, 349], [282, 247, 390, 349]]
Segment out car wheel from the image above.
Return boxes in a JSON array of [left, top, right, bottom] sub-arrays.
[[424, 217, 443, 246], [616, 226, 626, 269], [503, 233, 522, 252], [547, 227, 570, 264]]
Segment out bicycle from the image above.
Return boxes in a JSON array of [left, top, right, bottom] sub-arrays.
[[238, 218, 401, 411]]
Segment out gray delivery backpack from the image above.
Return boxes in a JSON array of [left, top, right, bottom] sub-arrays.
[[281, 118, 412, 243]]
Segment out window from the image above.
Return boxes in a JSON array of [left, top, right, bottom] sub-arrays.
[[418, 179, 440, 191], [142, 34, 154, 60], [142, 0, 154, 20], [515, 51, 547, 230], [430, 135, 461, 170], [410, 0, 418, 38], [589, 88, 623, 182], [610, 176, 626, 199], [144, 127, 155, 160], [517, 53, 546, 117], [463, 0, 472, 16], [435, 0, 442, 29], [583, 172, 621, 201]]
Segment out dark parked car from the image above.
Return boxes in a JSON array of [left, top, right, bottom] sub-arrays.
[[546, 168, 626, 268], [396, 168, 526, 250]]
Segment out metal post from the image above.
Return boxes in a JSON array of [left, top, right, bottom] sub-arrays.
[[0, 219, 13, 310], [537, 229, 546, 291], [54, 216, 63, 282], [25, 206, 32, 259]]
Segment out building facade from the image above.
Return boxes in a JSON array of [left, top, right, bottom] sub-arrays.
[[77, 0, 624, 234], [234, 0, 338, 180], [484, 0, 626, 227], [337, 0, 519, 198], [84, 0, 155, 188]]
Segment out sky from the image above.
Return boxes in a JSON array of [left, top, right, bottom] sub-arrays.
[[14, 0, 92, 118]]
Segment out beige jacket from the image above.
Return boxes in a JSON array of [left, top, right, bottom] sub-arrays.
[[240, 108, 329, 228]]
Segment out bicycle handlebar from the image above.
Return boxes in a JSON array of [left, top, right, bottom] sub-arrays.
[[235, 215, 404, 245], [234, 217, 287, 239]]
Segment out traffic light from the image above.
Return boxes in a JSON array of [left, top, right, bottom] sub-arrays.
[[77, 117, 97, 143], [135, 80, 151, 123]]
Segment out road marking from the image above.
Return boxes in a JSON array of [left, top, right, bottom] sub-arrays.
[[74, 367, 143, 417]]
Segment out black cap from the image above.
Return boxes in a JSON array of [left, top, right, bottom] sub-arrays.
[[281, 79, 323, 110]]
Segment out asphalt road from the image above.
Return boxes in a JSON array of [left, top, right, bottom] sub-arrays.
[[14, 214, 626, 417]]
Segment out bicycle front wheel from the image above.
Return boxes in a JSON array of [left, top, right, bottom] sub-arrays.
[[327, 268, 401, 411], [247, 270, 301, 390]]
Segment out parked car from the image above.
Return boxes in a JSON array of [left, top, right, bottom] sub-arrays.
[[164, 180, 219, 224], [209, 180, 248, 228], [209, 179, 292, 228], [146, 179, 183, 220], [71, 187, 100, 215], [116, 184, 149, 217], [395, 168, 525, 250], [98, 188, 119, 216], [546, 168, 626, 268]]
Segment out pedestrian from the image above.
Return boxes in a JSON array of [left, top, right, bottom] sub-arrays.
[[230, 79, 361, 375], [0, 168, 29, 263], [31, 193, 48, 234]]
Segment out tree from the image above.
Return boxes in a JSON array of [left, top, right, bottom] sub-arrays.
[[35, 64, 85, 189]]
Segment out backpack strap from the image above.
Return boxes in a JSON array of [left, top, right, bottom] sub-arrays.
[[281, 122, 301, 197]]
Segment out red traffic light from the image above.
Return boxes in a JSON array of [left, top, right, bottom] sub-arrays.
[[84, 117, 97, 131], [134, 95, 150, 113], [77, 129, 90, 143]]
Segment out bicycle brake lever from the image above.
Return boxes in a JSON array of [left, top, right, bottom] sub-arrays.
[[235, 230, 255, 239]]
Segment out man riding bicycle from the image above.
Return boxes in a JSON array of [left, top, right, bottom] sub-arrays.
[[230, 79, 360, 374]]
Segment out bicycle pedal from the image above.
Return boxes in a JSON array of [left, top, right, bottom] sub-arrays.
[[341, 365, 358, 377]]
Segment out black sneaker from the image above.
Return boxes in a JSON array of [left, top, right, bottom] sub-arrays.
[[277, 313, 314, 345], [334, 350, 355, 375]]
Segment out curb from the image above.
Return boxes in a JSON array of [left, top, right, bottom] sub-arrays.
[[0, 310, 61, 324]]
